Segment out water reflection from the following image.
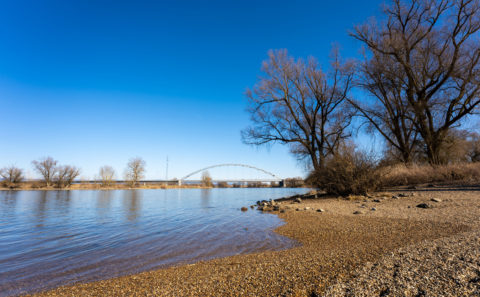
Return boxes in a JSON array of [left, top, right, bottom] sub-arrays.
[[200, 188, 211, 209], [0, 190, 18, 212], [34, 191, 48, 228], [123, 190, 141, 222], [53, 191, 71, 216], [97, 190, 113, 218]]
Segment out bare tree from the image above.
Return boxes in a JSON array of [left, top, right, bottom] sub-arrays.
[[352, 0, 480, 164], [201, 171, 213, 187], [125, 157, 146, 186], [55, 165, 80, 188], [242, 48, 355, 170], [99, 165, 116, 186], [0, 166, 24, 188], [350, 50, 420, 163], [32, 157, 58, 186]]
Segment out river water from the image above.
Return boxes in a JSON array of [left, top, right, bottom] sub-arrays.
[[0, 188, 308, 296]]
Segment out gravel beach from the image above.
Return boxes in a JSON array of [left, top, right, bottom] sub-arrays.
[[28, 187, 479, 296]]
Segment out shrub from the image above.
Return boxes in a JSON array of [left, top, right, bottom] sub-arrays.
[[0, 166, 24, 188], [307, 148, 380, 196]]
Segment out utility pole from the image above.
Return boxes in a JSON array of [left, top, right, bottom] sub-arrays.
[[166, 156, 169, 181]]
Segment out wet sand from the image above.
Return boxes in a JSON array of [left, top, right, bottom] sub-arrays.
[[28, 187, 479, 296]]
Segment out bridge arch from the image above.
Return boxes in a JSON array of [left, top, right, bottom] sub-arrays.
[[180, 163, 281, 181]]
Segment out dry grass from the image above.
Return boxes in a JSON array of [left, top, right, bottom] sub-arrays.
[[380, 162, 480, 187]]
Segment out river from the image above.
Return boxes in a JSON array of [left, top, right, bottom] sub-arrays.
[[0, 188, 309, 296]]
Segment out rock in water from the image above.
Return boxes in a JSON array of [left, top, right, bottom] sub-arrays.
[[241, 207, 248, 212], [416, 203, 431, 209]]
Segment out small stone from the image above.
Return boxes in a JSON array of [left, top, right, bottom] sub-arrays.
[[250, 205, 255, 209], [295, 208, 301, 211], [431, 198, 442, 202], [304, 207, 311, 210], [398, 193, 407, 197], [295, 198, 302, 203], [392, 196, 399, 199], [353, 210, 365, 215], [373, 199, 381, 203], [416, 203, 431, 209], [317, 209, 324, 213], [371, 207, 376, 211], [241, 207, 248, 212]]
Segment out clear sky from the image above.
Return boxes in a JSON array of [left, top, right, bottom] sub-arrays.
[[0, 0, 384, 180]]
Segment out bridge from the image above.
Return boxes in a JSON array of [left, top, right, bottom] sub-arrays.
[[177, 163, 285, 187]]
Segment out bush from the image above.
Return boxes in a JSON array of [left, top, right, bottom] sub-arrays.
[[307, 148, 380, 196]]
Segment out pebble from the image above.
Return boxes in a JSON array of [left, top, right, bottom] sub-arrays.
[[295, 198, 302, 203], [373, 199, 381, 203], [304, 207, 311, 210], [353, 210, 365, 215], [371, 208, 376, 211], [431, 198, 442, 203], [317, 209, 324, 213], [416, 203, 432, 209], [241, 207, 248, 212]]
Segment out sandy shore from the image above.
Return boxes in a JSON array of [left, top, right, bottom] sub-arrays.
[[28, 186, 479, 296]]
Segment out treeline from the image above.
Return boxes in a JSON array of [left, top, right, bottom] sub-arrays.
[[0, 157, 146, 189], [242, 0, 480, 195]]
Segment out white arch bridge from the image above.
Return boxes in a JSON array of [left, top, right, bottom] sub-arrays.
[[175, 163, 286, 186]]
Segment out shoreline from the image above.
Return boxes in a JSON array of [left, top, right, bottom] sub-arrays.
[[27, 187, 480, 296], [0, 184, 297, 191]]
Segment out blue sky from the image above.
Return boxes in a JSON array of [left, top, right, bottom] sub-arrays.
[[0, 0, 384, 180]]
